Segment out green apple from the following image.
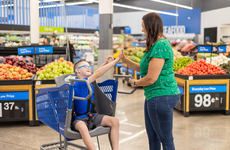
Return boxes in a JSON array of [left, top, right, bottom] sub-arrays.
[[54, 74, 59, 78], [58, 68, 62, 73], [39, 74, 44, 79], [50, 74, 54, 79], [45, 73, 50, 78], [53, 65, 58, 69], [58, 65, 63, 69], [53, 69, 58, 73], [36, 71, 40, 76], [62, 68, 67, 73], [46, 68, 52, 73]]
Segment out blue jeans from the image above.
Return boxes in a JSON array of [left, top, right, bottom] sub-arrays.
[[144, 95, 180, 150]]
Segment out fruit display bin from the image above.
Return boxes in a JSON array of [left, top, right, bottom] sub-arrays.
[[0, 75, 37, 126], [175, 73, 230, 117], [33, 75, 57, 126]]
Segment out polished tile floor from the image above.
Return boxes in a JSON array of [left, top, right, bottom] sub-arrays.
[[1, 80, 230, 150]]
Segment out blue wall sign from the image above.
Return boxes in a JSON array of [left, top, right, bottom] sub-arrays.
[[18, 47, 35, 55], [198, 46, 212, 53], [0, 92, 29, 101], [189, 85, 227, 93], [36, 46, 53, 54], [8, 15, 14, 21], [218, 46, 227, 53], [160, 8, 201, 34]]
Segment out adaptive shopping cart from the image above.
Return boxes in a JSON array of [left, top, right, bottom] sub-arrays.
[[35, 74, 136, 150]]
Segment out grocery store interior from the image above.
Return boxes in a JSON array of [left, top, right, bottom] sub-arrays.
[[1, 0, 230, 150]]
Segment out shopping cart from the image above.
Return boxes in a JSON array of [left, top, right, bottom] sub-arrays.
[[36, 74, 136, 150]]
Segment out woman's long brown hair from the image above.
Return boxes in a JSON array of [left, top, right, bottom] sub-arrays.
[[142, 12, 165, 53]]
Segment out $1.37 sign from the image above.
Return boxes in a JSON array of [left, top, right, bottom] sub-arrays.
[[189, 85, 226, 109]]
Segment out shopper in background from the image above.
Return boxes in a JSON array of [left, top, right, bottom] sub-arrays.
[[119, 12, 180, 150], [64, 40, 75, 63], [51, 37, 59, 46], [43, 38, 50, 45]]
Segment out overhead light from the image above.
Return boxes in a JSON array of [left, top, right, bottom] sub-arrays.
[[93, 1, 178, 16], [66, 1, 94, 6], [1, 4, 14, 7], [150, 0, 193, 10], [42, 0, 59, 2]]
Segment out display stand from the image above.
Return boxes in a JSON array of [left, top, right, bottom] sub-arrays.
[[175, 73, 230, 117], [0, 76, 36, 126]]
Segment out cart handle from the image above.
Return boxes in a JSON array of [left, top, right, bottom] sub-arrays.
[[114, 75, 137, 94], [69, 79, 92, 100]]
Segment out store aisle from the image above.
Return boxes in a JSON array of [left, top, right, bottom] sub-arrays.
[[0, 80, 230, 150]]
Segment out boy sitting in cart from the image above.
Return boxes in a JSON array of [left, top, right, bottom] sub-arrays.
[[73, 56, 120, 150]]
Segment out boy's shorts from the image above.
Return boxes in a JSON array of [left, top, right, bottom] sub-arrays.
[[72, 113, 105, 131]]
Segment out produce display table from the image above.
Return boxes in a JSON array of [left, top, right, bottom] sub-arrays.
[[0, 77, 36, 126], [175, 73, 230, 117], [34, 76, 56, 126]]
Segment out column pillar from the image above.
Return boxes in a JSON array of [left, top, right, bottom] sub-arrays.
[[98, 0, 113, 82], [30, 0, 39, 44]]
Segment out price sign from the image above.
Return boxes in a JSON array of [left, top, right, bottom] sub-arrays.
[[190, 93, 226, 109], [189, 85, 226, 109], [0, 101, 29, 119]]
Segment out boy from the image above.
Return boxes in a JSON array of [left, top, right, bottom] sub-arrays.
[[73, 56, 120, 150]]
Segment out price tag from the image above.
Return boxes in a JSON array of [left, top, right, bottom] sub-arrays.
[[36, 81, 41, 85], [190, 93, 226, 109]]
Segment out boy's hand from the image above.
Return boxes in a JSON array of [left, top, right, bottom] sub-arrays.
[[106, 56, 114, 64], [130, 79, 137, 88]]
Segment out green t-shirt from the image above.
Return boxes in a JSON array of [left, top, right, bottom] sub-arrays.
[[140, 39, 180, 100]]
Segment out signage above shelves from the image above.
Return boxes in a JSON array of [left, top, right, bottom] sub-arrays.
[[197, 45, 227, 53]]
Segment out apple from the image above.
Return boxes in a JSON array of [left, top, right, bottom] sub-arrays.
[[46, 68, 52, 73], [45, 73, 50, 79], [53, 69, 58, 73], [0, 64, 3, 68], [2, 64, 7, 69], [12, 72, 17, 76], [28, 73, 33, 77], [14, 67, 20, 72], [58, 68, 62, 73], [39, 74, 44, 79], [14, 75, 19, 80], [9, 68, 14, 72], [54, 74, 59, 78], [22, 75, 27, 79], [0, 75, 5, 80], [62, 68, 67, 73], [36, 71, 40, 76], [53, 65, 58, 70], [8, 61, 12, 65], [0, 72, 3, 76], [50, 74, 54, 79], [59, 57, 64, 62]]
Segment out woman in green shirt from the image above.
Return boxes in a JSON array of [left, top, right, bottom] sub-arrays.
[[119, 12, 180, 150]]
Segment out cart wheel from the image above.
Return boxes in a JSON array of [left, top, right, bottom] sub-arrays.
[[122, 79, 125, 83]]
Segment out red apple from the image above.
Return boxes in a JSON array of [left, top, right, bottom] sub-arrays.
[[14, 75, 19, 80], [0, 75, 5, 80]]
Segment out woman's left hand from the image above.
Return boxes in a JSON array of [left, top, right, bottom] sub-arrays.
[[130, 79, 137, 88]]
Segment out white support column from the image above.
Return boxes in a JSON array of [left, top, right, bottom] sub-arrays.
[[30, 0, 39, 44], [98, 0, 113, 82]]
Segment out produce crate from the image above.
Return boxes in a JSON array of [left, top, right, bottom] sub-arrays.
[[175, 73, 230, 117], [0, 75, 37, 126], [175, 73, 230, 80]]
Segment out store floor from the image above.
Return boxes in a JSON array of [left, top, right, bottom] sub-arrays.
[[1, 80, 230, 150]]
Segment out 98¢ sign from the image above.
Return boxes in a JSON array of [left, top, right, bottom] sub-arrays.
[[189, 85, 227, 109]]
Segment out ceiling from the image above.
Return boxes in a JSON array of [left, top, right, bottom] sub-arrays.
[[42, 0, 230, 13]]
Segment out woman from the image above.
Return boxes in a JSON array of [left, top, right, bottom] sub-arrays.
[[119, 12, 180, 150], [64, 40, 76, 63]]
